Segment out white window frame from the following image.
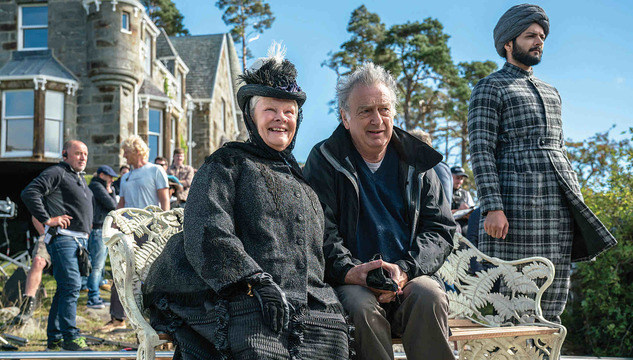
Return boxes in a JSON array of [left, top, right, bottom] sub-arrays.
[[170, 118, 176, 156], [121, 11, 131, 34], [143, 31, 153, 75], [1, 90, 34, 158], [148, 107, 163, 159], [187, 108, 193, 165], [44, 91, 64, 158], [18, 4, 48, 51]]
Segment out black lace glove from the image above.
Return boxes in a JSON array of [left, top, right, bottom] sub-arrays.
[[248, 272, 289, 334]]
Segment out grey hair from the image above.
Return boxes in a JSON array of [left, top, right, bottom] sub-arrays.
[[249, 95, 263, 114], [408, 129, 432, 146], [249, 95, 298, 115], [336, 62, 398, 121]]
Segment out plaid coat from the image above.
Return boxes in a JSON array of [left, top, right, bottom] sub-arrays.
[[468, 63, 616, 263]]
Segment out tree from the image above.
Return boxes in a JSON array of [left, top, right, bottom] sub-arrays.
[[561, 127, 633, 356], [216, 0, 275, 72], [565, 125, 631, 190], [442, 61, 497, 165], [141, 0, 190, 36], [321, 5, 385, 77], [323, 6, 457, 131]]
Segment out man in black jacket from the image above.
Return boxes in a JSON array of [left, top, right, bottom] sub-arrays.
[[304, 63, 456, 360], [21, 140, 93, 351], [86, 165, 118, 309]]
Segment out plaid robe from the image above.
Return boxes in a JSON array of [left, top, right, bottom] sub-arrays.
[[468, 63, 617, 320]]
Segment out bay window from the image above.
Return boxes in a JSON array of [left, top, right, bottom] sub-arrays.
[[1, 89, 65, 158], [2, 90, 34, 156], [45, 91, 64, 157]]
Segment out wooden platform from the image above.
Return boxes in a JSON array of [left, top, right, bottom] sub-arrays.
[[392, 318, 558, 344]]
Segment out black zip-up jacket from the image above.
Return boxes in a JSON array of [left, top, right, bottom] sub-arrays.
[[303, 125, 456, 285], [21, 162, 93, 234], [89, 177, 117, 228]]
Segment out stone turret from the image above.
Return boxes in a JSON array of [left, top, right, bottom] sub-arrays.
[[80, 0, 152, 168], [84, 0, 142, 91]]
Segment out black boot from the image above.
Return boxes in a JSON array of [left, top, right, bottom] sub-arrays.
[[10, 295, 35, 325]]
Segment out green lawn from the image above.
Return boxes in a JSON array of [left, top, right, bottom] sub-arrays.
[[1, 261, 138, 351]]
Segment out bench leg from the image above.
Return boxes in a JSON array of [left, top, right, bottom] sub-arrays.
[[456, 333, 564, 360]]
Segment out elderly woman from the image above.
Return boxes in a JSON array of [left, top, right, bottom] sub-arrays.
[[143, 49, 350, 360]]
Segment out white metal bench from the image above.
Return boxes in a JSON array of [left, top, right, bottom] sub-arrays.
[[103, 206, 566, 360]]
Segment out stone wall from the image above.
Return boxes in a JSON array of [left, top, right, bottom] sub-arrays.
[[0, 1, 17, 67], [191, 103, 210, 167], [210, 43, 238, 147]]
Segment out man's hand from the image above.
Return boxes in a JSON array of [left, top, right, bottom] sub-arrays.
[[45, 215, 72, 229], [344, 259, 383, 286], [382, 262, 408, 291], [484, 210, 509, 239], [458, 202, 470, 210], [369, 262, 408, 303]]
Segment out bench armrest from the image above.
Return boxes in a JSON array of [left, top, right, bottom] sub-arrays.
[[437, 233, 564, 332]]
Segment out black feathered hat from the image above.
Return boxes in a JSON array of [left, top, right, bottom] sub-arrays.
[[237, 44, 306, 113], [234, 42, 306, 158]]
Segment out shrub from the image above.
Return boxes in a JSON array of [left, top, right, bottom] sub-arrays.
[[562, 128, 633, 356]]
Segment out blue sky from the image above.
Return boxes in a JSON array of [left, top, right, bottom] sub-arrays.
[[178, 0, 633, 163]]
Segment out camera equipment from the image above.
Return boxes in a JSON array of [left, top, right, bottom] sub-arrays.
[[0, 197, 17, 219]]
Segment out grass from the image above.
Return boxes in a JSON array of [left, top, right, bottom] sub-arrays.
[[0, 261, 138, 352]]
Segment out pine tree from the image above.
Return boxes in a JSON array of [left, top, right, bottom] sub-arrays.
[[216, 0, 275, 71], [142, 0, 190, 36]]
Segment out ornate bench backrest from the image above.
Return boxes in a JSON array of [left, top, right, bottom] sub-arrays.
[[436, 233, 558, 328], [103, 206, 184, 312]]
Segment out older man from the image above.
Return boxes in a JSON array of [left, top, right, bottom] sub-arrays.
[[304, 63, 455, 360], [21, 140, 93, 351], [468, 4, 617, 322]]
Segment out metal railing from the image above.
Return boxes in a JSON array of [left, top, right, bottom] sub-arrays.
[[0, 351, 175, 359]]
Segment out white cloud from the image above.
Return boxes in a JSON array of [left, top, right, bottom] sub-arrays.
[[615, 77, 625, 84]]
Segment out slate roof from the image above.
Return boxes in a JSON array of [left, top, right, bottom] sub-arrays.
[[0, 50, 78, 81], [156, 28, 178, 59], [169, 34, 225, 99], [139, 78, 167, 98]]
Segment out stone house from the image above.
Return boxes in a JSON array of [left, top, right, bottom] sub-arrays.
[[0, 0, 244, 251]]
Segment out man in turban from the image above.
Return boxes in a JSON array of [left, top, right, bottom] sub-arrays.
[[468, 4, 616, 323]]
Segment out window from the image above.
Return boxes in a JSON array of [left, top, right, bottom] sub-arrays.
[[121, 12, 130, 33], [19, 5, 48, 50], [2, 90, 34, 156], [148, 108, 162, 162], [170, 118, 176, 156], [144, 32, 152, 75], [45, 91, 64, 157]]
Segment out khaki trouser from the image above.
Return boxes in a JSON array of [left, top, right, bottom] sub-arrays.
[[335, 276, 453, 360]]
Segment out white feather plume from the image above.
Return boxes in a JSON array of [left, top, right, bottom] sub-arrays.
[[249, 41, 286, 71], [267, 41, 286, 64]]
